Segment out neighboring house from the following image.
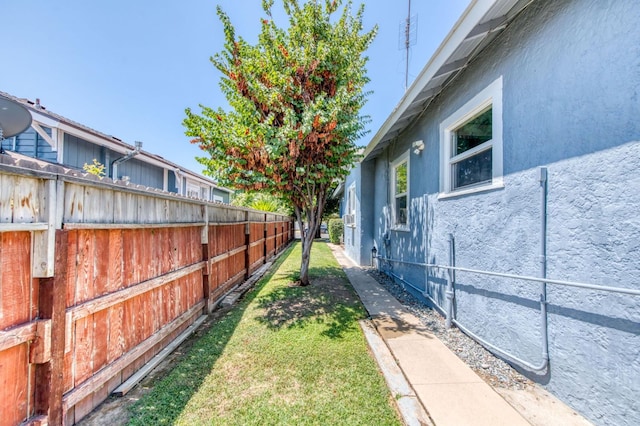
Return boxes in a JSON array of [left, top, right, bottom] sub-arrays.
[[0, 91, 233, 203], [344, 0, 639, 425]]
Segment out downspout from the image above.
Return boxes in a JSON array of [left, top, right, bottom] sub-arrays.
[[538, 167, 550, 367], [174, 168, 183, 196], [445, 233, 455, 328], [383, 148, 391, 257], [112, 140, 142, 180], [451, 168, 550, 373]]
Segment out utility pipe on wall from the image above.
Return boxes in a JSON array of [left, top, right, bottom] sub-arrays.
[[112, 140, 142, 180], [445, 233, 455, 328], [446, 168, 550, 372], [174, 168, 183, 196], [377, 168, 552, 373], [538, 167, 550, 369]]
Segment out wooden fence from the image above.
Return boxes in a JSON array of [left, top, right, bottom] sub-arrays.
[[0, 156, 293, 426]]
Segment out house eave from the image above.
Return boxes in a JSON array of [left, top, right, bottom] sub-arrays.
[[0, 91, 233, 193], [362, 0, 533, 161]]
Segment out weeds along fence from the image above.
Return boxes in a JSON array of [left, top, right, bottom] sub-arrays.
[[0, 156, 293, 426]]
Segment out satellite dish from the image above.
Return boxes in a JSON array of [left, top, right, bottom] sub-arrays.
[[0, 97, 33, 139]]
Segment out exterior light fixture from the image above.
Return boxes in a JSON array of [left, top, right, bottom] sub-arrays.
[[412, 140, 425, 155]]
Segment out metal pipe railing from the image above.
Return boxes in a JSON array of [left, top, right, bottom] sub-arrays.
[[376, 255, 640, 296], [375, 253, 640, 373]]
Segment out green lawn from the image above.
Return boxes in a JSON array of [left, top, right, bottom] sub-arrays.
[[128, 241, 401, 425]]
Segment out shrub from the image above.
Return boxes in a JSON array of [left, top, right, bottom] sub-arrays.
[[328, 219, 343, 244], [83, 159, 105, 177]]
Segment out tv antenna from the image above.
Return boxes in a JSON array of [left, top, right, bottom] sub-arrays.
[[398, 0, 418, 91]]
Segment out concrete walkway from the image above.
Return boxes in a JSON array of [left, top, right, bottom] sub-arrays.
[[330, 245, 530, 426]]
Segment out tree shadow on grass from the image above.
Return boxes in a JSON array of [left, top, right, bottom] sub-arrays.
[[254, 264, 365, 339], [127, 246, 295, 425]]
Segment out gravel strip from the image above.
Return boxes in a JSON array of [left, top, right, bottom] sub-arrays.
[[366, 269, 532, 391]]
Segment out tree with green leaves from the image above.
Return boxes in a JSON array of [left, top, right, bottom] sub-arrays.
[[83, 159, 106, 177], [184, 0, 376, 286], [231, 191, 292, 215]]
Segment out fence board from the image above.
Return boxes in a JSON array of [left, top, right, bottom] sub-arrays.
[[94, 230, 109, 297], [107, 230, 123, 293], [106, 305, 124, 364], [64, 183, 85, 223], [83, 187, 113, 223], [0, 174, 14, 222], [65, 231, 78, 308], [74, 316, 94, 386], [92, 309, 108, 373], [0, 232, 32, 329], [12, 175, 41, 223], [113, 191, 137, 223], [0, 344, 30, 425], [122, 229, 137, 286], [75, 230, 95, 304]]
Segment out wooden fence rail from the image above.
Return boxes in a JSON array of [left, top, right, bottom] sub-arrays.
[[0, 157, 293, 426]]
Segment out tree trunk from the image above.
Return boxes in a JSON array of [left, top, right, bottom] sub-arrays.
[[296, 210, 320, 287], [299, 232, 313, 286], [295, 189, 328, 286]]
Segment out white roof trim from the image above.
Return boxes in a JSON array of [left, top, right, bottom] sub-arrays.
[[362, 0, 525, 161]]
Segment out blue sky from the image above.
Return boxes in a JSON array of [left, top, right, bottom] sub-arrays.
[[2, 0, 468, 175]]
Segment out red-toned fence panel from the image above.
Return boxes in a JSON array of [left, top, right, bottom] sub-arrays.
[[1, 165, 293, 425], [266, 222, 277, 258], [61, 225, 207, 424], [248, 222, 266, 274], [0, 231, 36, 425]]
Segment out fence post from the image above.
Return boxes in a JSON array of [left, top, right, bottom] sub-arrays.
[[244, 211, 251, 279], [201, 205, 211, 313], [263, 214, 268, 264], [32, 179, 58, 278], [34, 229, 68, 425]]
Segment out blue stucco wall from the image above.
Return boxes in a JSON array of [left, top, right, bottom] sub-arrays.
[[358, 0, 640, 424], [343, 160, 376, 265]]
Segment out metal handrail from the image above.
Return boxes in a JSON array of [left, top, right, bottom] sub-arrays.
[[375, 255, 640, 296]]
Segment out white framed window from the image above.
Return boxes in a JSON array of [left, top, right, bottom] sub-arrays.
[[440, 76, 503, 197], [200, 187, 210, 201], [186, 181, 201, 198], [345, 183, 356, 227], [390, 150, 410, 229]]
